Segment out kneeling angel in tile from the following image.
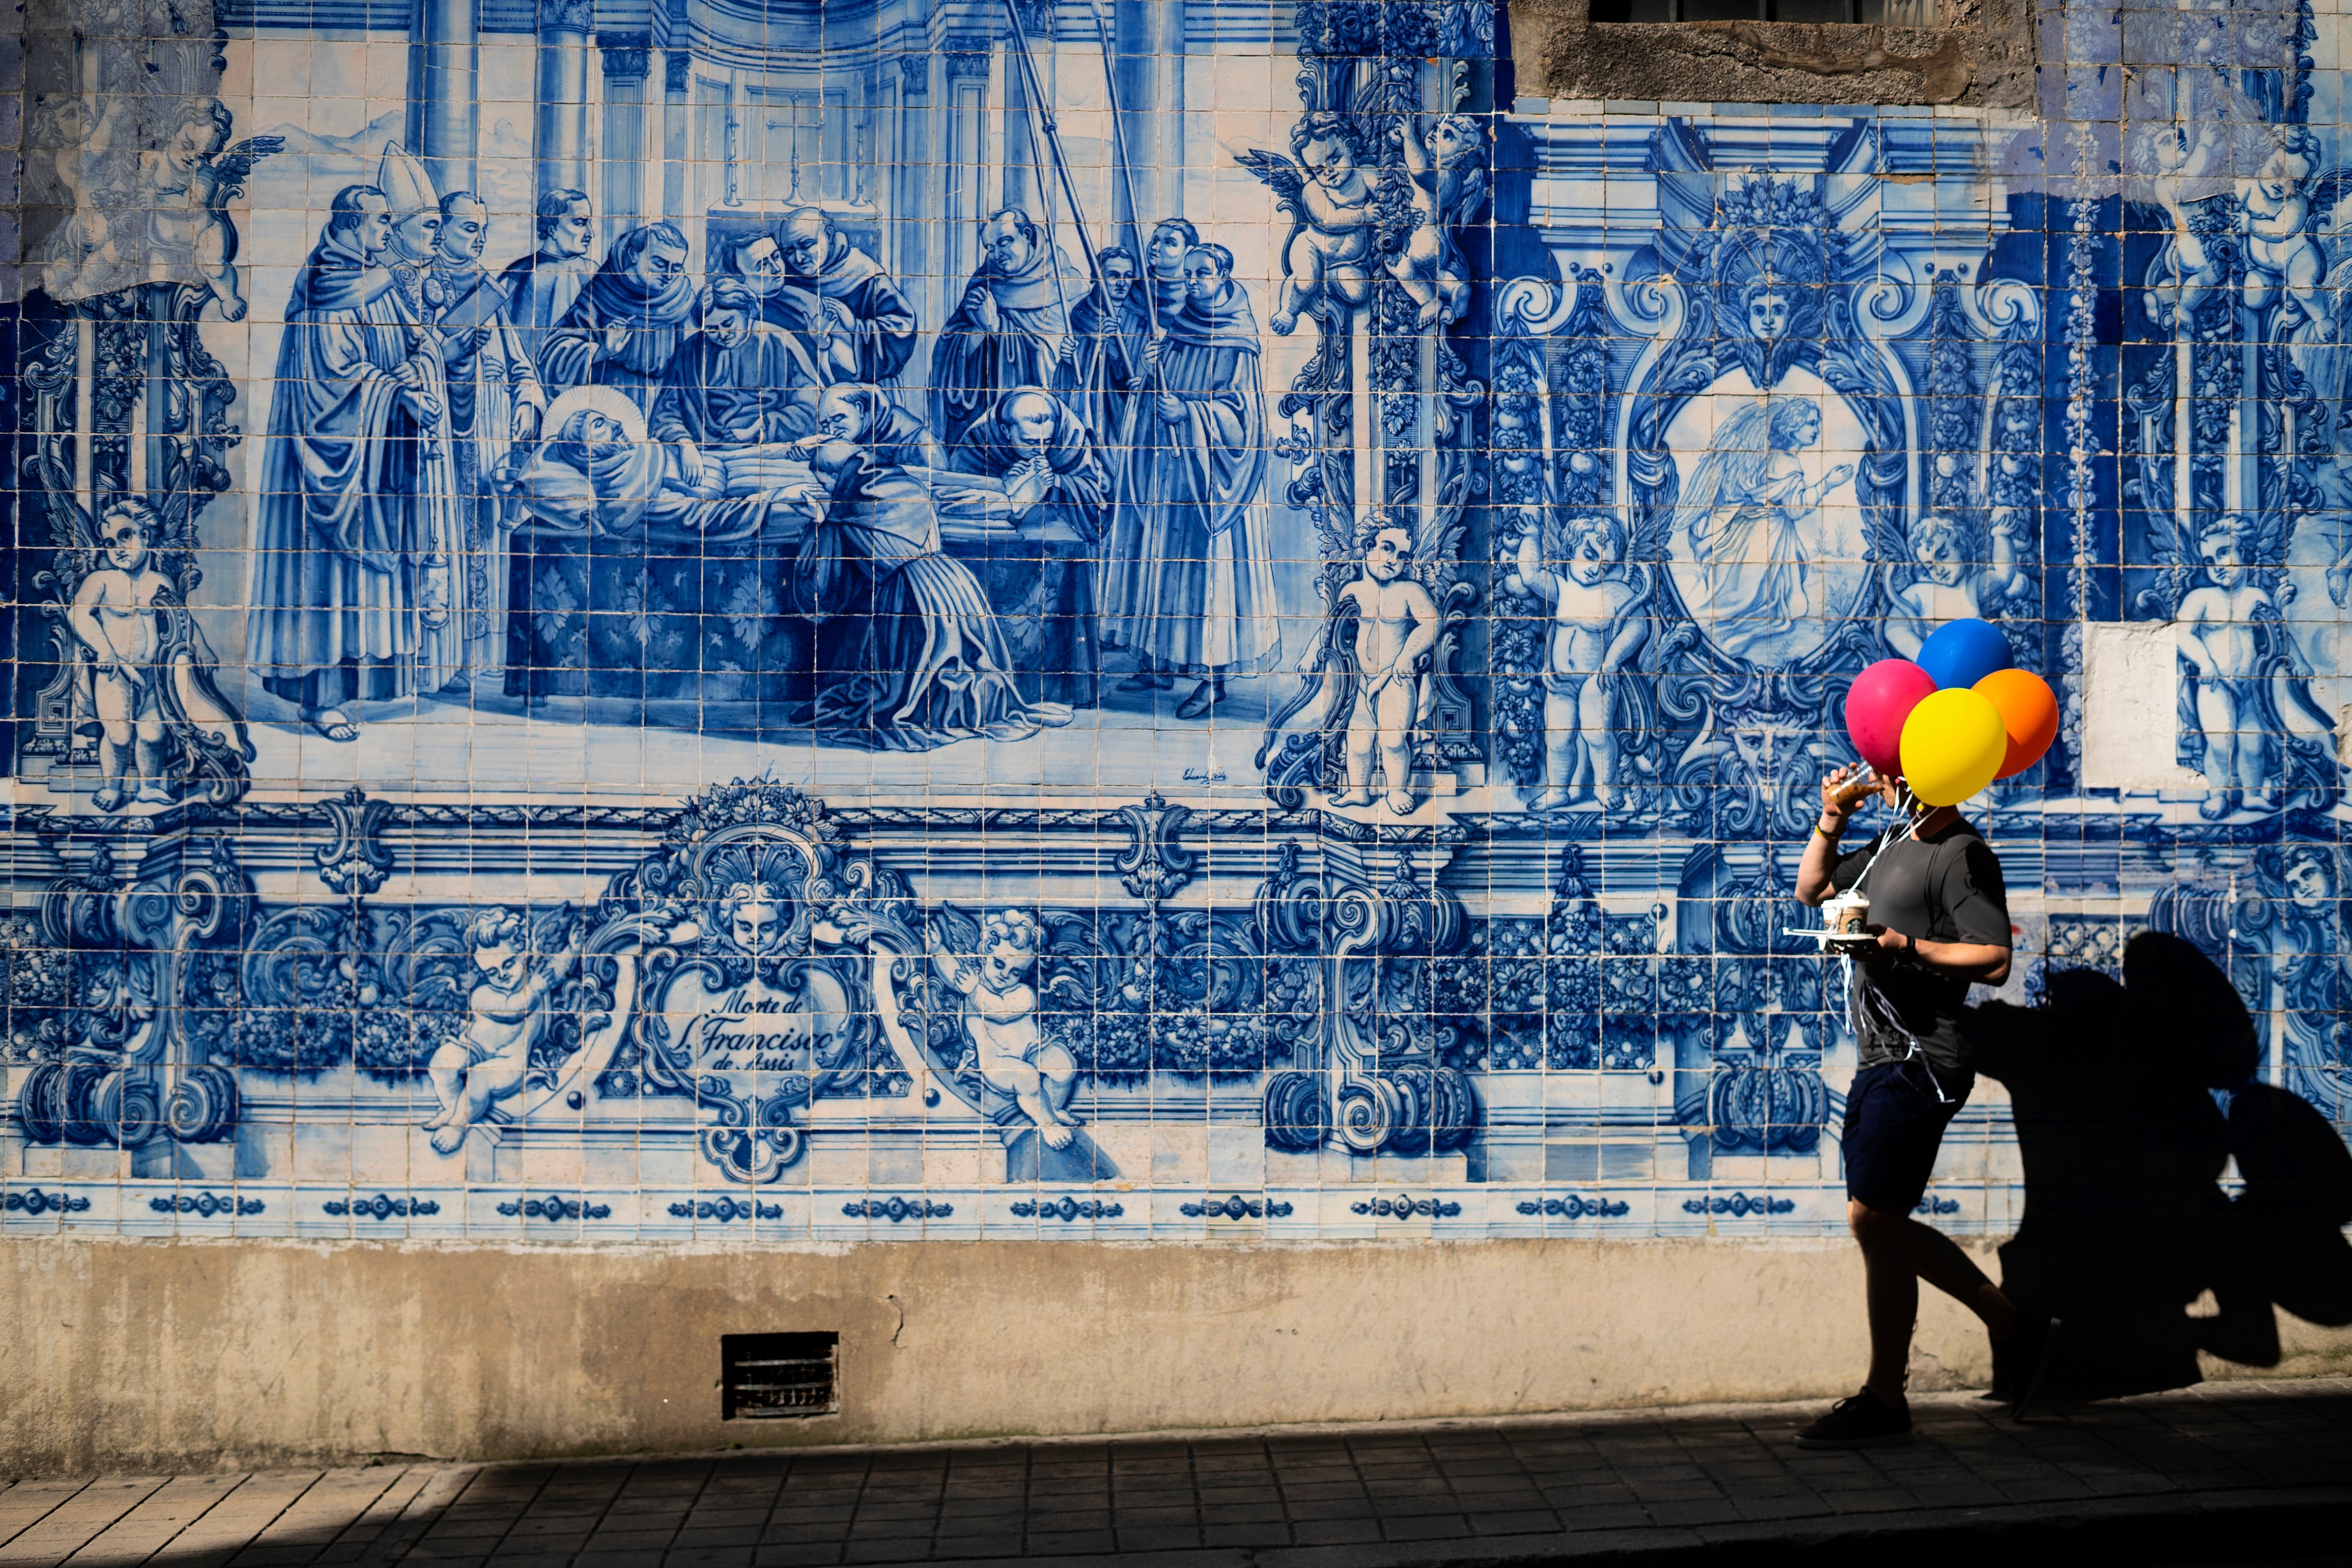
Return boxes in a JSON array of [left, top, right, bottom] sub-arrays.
[[423, 905, 583, 1153], [929, 910, 1078, 1148]]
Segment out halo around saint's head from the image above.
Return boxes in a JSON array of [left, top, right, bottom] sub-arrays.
[[539, 385, 649, 447]]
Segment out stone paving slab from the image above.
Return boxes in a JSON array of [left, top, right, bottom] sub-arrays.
[[2, 1380, 2348, 1567]]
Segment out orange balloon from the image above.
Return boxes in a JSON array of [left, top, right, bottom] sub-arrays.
[[1973, 668, 2059, 779]]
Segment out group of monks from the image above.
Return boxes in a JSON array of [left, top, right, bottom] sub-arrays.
[[248, 145, 1281, 743]]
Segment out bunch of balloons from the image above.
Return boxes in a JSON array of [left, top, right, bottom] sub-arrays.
[[1843, 620, 2058, 807]]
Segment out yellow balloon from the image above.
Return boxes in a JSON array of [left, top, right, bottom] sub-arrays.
[[1897, 688, 2008, 807]]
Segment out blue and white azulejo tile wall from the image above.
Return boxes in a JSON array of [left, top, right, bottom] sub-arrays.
[[3, 0, 2348, 1248]]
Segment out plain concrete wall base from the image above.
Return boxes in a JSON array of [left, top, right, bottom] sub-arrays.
[[6, 1237, 2349, 1475]]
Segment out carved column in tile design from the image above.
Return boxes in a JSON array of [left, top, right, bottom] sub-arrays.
[[10, 833, 255, 1172], [940, 46, 993, 328], [662, 49, 693, 220], [998, 0, 1059, 222], [1110, 0, 1184, 232], [534, 0, 595, 218], [885, 53, 926, 314], [600, 34, 653, 236], [410, 0, 479, 200]]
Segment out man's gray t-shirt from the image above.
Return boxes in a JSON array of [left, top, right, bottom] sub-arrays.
[[1827, 817, 2012, 1075]]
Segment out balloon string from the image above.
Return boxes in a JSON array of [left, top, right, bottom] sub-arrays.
[[1840, 778, 1922, 893], [1837, 780, 1953, 1106]]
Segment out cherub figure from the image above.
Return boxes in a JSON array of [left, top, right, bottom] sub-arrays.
[[2241, 127, 2328, 336], [68, 501, 176, 810], [1883, 510, 2029, 660], [1389, 113, 1489, 330], [2174, 512, 2334, 820], [133, 99, 282, 322], [1330, 519, 1443, 814], [1240, 114, 1381, 336], [423, 907, 580, 1155], [2146, 121, 2232, 333], [928, 910, 1080, 1148], [1505, 508, 1650, 811], [32, 94, 132, 301]]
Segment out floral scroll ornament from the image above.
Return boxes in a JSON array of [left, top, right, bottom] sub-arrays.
[[1257, 844, 1481, 1156], [315, 787, 395, 898], [12, 837, 251, 1151], [1114, 791, 1196, 904]]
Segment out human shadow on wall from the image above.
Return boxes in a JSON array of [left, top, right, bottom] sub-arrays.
[[1962, 931, 2352, 1400]]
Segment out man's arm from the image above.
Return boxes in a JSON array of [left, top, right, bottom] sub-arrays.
[[1796, 765, 1869, 905], [1862, 928, 2010, 985]]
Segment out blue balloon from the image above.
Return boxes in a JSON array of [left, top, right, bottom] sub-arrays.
[[1916, 618, 2013, 691]]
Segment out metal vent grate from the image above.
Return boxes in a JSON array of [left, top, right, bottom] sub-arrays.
[[721, 1332, 838, 1420]]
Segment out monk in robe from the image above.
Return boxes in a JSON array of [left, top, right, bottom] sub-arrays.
[[929, 208, 1090, 453], [727, 232, 861, 386], [514, 401, 817, 544], [1130, 219, 1198, 363], [1098, 244, 1280, 721], [1052, 246, 1146, 460], [779, 206, 921, 389], [647, 278, 835, 453], [246, 185, 461, 741], [1097, 218, 1204, 696], [370, 143, 483, 690], [794, 385, 1068, 750], [539, 221, 696, 413], [432, 189, 545, 686], [497, 188, 596, 376], [951, 387, 1107, 708]]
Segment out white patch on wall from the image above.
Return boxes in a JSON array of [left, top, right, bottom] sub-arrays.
[[2079, 621, 2206, 792]]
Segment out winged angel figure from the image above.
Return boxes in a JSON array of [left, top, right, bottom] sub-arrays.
[[419, 903, 589, 1153], [140, 101, 283, 322], [1238, 109, 1488, 336], [1257, 505, 1475, 812], [1238, 113, 1384, 336], [1670, 396, 1853, 660], [923, 902, 1116, 1181]]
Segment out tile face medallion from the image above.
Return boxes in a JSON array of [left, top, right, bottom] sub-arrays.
[[4, 0, 2349, 1246]]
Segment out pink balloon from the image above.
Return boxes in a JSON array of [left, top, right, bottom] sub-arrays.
[[1844, 659, 1937, 777]]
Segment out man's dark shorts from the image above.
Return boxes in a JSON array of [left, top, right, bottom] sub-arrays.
[[1843, 1061, 1968, 1212]]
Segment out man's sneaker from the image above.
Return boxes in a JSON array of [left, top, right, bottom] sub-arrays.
[[2002, 1314, 2062, 1418], [1795, 1388, 1913, 1449]]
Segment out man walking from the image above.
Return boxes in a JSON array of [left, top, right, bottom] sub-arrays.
[[1793, 764, 2057, 1447]]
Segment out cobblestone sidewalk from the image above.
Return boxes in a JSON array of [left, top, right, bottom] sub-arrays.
[[5, 1379, 2348, 1568]]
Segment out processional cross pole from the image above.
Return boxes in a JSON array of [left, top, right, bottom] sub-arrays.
[[1081, 0, 1164, 453], [1001, 0, 1099, 347]]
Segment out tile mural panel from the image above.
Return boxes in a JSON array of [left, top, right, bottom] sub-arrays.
[[5, 0, 2351, 1241]]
